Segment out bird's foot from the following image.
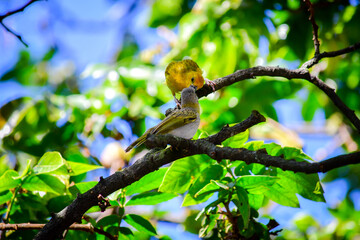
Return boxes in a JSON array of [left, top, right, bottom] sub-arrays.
[[205, 78, 216, 92]]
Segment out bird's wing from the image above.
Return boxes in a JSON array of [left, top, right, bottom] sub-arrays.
[[151, 109, 198, 135]]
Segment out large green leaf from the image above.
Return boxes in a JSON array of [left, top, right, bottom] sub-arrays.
[[33, 152, 68, 175], [236, 175, 278, 194], [69, 181, 97, 195], [0, 190, 13, 205], [123, 214, 157, 236], [222, 129, 249, 148], [22, 174, 65, 194], [248, 194, 264, 210], [182, 164, 224, 206], [126, 192, 177, 206], [125, 167, 168, 196], [159, 156, 209, 194], [264, 182, 299, 207], [0, 170, 20, 192], [233, 186, 250, 228], [194, 182, 221, 198], [277, 170, 325, 202], [302, 91, 320, 121], [67, 161, 103, 176], [118, 227, 134, 240]]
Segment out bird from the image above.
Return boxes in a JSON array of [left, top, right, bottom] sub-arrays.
[[165, 59, 215, 107], [125, 85, 200, 152]]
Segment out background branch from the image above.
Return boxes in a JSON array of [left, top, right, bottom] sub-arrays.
[[303, 0, 320, 55], [198, 66, 360, 133], [0, 223, 116, 240], [301, 41, 360, 68], [0, 0, 41, 47]]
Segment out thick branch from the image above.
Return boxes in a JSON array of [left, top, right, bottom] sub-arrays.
[[34, 111, 264, 239], [0, 0, 41, 47], [198, 66, 360, 133], [147, 133, 360, 174], [35, 110, 360, 239]]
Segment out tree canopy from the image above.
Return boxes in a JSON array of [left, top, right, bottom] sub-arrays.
[[0, 0, 360, 239]]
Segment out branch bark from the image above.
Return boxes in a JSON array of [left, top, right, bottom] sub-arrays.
[[198, 66, 360, 133], [303, 0, 320, 55], [34, 110, 360, 239]]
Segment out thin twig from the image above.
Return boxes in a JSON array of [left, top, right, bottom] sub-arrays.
[[303, 0, 320, 55], [301, 41, 360, 68], [0, 223, 116, 240], [0, 0, 41, 47], [0, 22, 28, 47]]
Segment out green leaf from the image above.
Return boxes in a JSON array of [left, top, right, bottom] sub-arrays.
[[223, 129, 249, 148], [69, 181, 97, 195], [263, 143, 283, 156], [33, 152, 68, 175], [236, 175, 278, 194], [0, 170, 20, 192], [159, 156, 209, 194], [283, 147, 313, 161], [302, 92, 320, 121], [123, 214, 157, 236], [199, 214, 219, 238], [118, 227, 134, 240], [182, 164, 224, 206], [67, 161, 103, 176], [96, 215, 121, 228], [234, 162, 251, 176], [22, 174, 65, 194], [264, 182, 299, 207], [233, 186, 250, 228], [17, 159, 32, 179], [277, 170, 325, 202], [195, 182, 221, 197], [212, 180, 229, 190], [126, 192, 177, 206], [248, 194, 264, 210], [243, 141, 264, 151], [125, 167, 168, 196], [0, 190, 13, 205]]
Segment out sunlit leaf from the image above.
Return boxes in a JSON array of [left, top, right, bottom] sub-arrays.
[[125, 167, 168, 196], [0, 170, 20, 192], [67, 161, 103, 176], [123, 214, 157, 236], [22, 174, 65, 194], [159, 156, 209, 194], [126, 192, 177, 206]]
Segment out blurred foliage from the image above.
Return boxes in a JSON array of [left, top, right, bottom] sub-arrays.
[[1, 0, 360, 239]]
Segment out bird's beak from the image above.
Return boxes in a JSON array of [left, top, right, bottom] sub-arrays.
[[190, 84, 197, 90]]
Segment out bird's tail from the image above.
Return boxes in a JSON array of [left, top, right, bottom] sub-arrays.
[[125, 135, 147, 152]]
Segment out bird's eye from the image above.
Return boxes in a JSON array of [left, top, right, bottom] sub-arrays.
[[191, 77, 195, 83]]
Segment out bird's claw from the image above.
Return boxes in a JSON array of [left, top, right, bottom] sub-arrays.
[[205, 78, 216, 92]]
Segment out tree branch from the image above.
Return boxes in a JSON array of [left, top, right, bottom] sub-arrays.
[[0, 223, 116, 240], [303, 0, 320, 56], [198, 66, 360, 133], [0, 0, 42, 47], [34, 111, 264, 239], [34, 110, 360, 239], [301, 41, 360, 69], [147, 132, 360, 174]]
